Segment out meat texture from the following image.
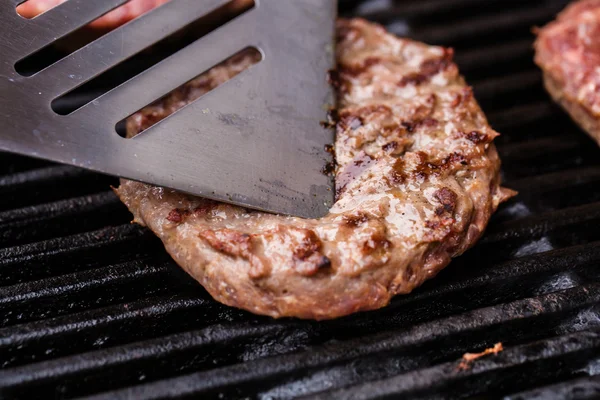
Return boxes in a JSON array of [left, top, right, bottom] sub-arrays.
[[534, 0, 600, 144], [116, 18, 514, 320]]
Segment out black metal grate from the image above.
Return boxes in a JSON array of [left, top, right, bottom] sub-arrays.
[[2, 0, 600, 398]]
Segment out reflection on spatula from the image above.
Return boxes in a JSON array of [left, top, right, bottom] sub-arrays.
[[0, 0, 337, 218]]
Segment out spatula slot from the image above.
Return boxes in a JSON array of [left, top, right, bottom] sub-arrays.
[[14, 0, 139, 77], [115, 47, 261, 138], [16, 0, 63, 19], [49, 0, 255, 116]]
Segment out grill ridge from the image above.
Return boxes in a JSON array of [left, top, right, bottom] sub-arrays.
[[1, 0, 599, 399]]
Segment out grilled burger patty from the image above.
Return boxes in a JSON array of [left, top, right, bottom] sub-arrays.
[[116, 18, 514, 320], [534, 0, 600, 145]]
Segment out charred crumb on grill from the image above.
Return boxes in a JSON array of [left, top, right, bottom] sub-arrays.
[[434, 187, 458, 215]]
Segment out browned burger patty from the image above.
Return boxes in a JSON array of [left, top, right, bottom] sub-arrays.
[[534, 0, 600, 145], [116, 18, 514, 320]]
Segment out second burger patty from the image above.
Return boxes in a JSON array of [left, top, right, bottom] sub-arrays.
[[534, 0, 600, 145], [116, 18, 514, 320]]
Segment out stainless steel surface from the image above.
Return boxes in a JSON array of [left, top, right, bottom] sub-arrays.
[[0, 0, 337, 218]]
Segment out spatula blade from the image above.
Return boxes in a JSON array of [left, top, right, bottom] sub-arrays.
[[0, 0, 337, 218]]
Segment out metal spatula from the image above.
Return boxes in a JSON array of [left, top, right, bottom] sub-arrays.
[[0, 0, 337, 218]]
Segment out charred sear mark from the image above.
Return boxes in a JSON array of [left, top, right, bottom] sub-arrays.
[[398, 48, 454, 87], [199, 229, 266, 279], [425, 218, 454, 230], [194, 201, 217, 217], [343, 212, 370, 227], [465, 130, 490, 144], [322, 161, 336, 176], [339, 104, 392, 124], [200, 229, 251, 255], [322, 144, 337, 176], [451, 86, 474, 108], [402, 117, 438, 133], [327, 69, 350, 94], [391, 152, 469, 184], [293, 230, 331, 276], [434, 187, 458, 215], [362, 232, 392, 255], [320, 109, 339, 129], [340, 57, 382, 76], [167, 208, 190, 223]]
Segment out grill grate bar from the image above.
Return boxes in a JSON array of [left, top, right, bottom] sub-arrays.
[[505, 375, 600, 400], [497, 135, 583, 160], [0, 191, 127, 248], [353, 0, 513, 21], [2, 239, 599, 370], [407, 3, 566, 46], [0, 294, 235, 369], [482, 201, 600, 245], [74, 285, 600, 400], [0, 260, 175, 327], [454, 38, 533, 75], [473, 70, 543, 108], [0, 151, 52, 176], [487, 101, 558, 132], [0, 166, 115, 212], [508, 166, 600, 193], [305, 330, 600, 400], [0, 224, 158, 287], [0, 323, 296, 399], [381, 242, 600, 319]]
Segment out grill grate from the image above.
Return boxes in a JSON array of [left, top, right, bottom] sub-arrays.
[[2, 0, 600, 399]]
